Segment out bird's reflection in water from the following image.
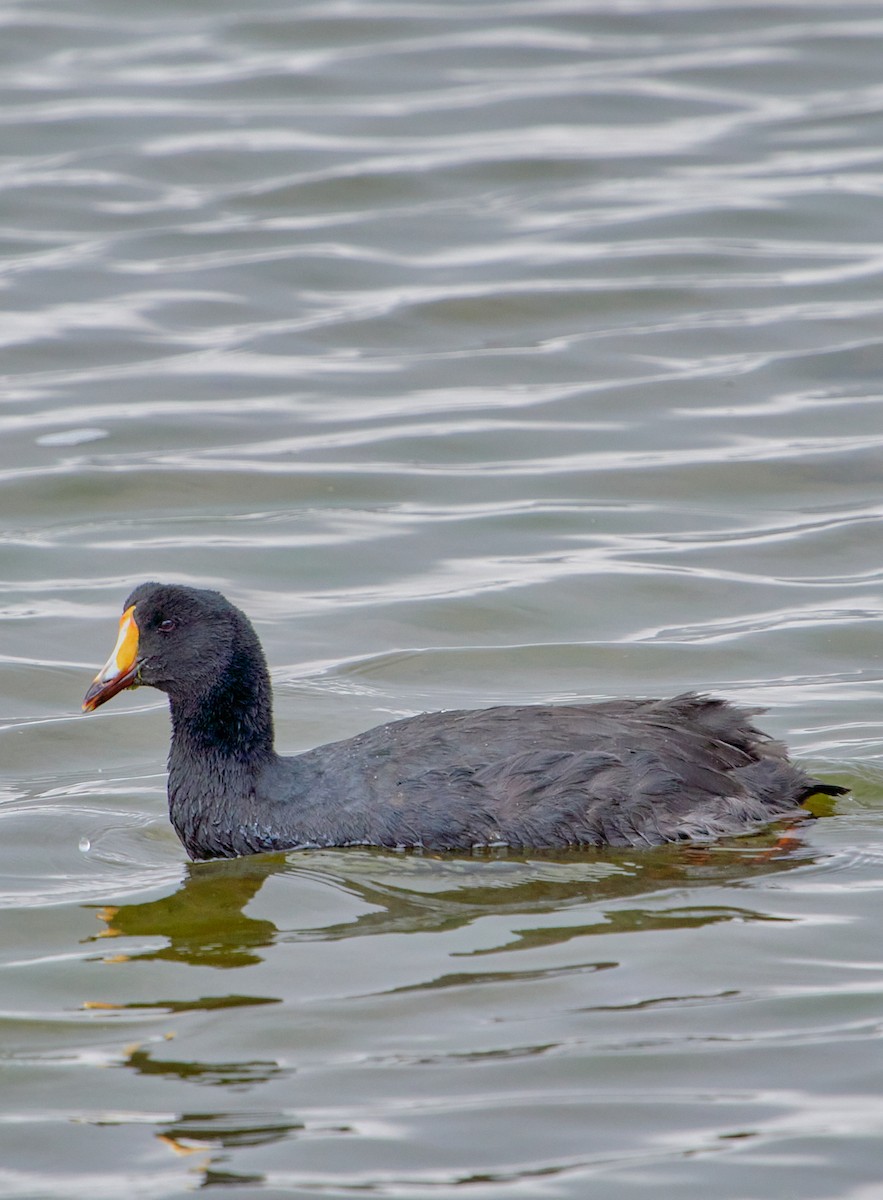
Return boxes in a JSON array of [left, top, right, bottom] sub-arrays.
[[84, 854, 285, 968], [79, 825, 819, 1192], [83, 820, 816, 969]]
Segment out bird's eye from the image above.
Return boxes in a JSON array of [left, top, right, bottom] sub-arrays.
[[157, 619, 177, 633]]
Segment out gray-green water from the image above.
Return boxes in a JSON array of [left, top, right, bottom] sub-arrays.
[[2, 1, 883, 1196]]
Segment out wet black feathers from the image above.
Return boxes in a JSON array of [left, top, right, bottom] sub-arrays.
[[112, 583, 846, 861]]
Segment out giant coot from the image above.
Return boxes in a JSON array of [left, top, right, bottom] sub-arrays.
[[82, 582, 846, 861]]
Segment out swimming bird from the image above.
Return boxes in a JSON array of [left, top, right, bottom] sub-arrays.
[[82, 583, 846, 861]]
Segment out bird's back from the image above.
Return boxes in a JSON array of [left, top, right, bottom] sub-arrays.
[[265, 693, 838, 851]]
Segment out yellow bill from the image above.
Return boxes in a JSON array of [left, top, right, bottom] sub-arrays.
[[82, 605, 141, 712]]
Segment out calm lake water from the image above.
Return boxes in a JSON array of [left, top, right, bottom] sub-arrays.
[[2, 1, 883, 1196]]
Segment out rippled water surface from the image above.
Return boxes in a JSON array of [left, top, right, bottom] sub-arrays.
[[2, 1, 883, 1195]]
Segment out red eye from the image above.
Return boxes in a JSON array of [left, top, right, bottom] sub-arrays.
[[158, 619, 177, 633]]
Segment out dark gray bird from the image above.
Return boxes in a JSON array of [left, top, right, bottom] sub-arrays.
[[82, 583, 846, 861]]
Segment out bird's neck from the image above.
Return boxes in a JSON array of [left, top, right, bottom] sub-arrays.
[[165, 640, 279, 858], [170, 631, 276, 761]]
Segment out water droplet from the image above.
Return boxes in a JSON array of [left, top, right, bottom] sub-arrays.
[[78, 837, 91, 853]]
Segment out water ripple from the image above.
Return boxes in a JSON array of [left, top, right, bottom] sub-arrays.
[[2, 3, 883, 1195]]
